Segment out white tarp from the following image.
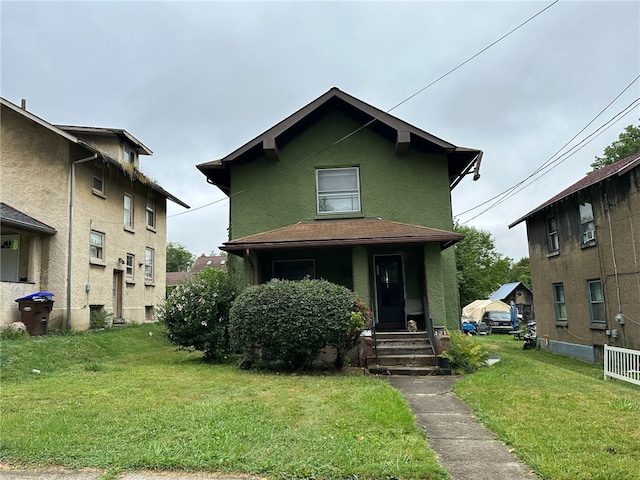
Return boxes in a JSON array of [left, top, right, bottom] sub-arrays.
[[461, 299, 510, 322]]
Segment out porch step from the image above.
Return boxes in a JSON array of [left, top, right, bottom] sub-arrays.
[[366, 331, 440, 376]]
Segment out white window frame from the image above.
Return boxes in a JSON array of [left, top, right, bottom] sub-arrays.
[[579, 202, 596, 244], [316, 167, 361, 214], [144, 247, 154, 282], [146, 196, 156, 229], [587, 279, 606, 324], [547, 215, 559, 253], [92, 167, 104, 194], [126, 253, 135, 279], [90, 230, 104, 260], [124, 193, 134, 228], [553, 283, 567, 323]]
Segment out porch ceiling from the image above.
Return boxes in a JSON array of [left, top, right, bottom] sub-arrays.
[[221, 217, 463, 253]]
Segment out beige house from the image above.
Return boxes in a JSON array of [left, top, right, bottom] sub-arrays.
[[0, 97, 189, 331], [510, 152, 640, 363]]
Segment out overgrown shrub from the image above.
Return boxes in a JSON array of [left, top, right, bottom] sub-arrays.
[[158, 268, 235, 361], [229, 278, 359, 370], [440, 330, 490, 374]]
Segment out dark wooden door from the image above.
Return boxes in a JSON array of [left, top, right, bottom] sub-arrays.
[[375, 255, 405, 331]]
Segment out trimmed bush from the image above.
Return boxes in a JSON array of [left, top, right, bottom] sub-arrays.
[[229, 278, 358, 370], [158, 268, 235, 361]]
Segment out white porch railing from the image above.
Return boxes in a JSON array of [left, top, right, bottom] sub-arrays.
[[604, 344, 640, 386]]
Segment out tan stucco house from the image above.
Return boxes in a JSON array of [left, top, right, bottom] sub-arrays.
[[510, 152, 640, 362], [0, 97, 189, 331]]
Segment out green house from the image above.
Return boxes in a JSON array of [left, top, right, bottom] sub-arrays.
[[197, 88, 482, 332]]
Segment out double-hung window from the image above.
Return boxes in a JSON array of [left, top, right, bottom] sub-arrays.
[[587, 279, 605, 325], [144, 247, 154, 282], [579, 202, 596, 244], [316, 167, 360, 214], [92, 167, 104, 194], [146, 197, 156, 229], [90, 231, 104, 260], [124, 194, 134, 228], [126, 254, 135, 279], [547, 216, 559, 253], [552, 283, 567, 323]]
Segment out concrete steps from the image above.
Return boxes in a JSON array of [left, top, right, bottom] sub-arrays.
[[366, 331, 440, 376]]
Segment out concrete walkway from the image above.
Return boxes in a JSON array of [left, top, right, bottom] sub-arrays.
[[389, 375, 539, 480]]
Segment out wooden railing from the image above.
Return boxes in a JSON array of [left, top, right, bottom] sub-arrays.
[[604, 344, 640, 386]]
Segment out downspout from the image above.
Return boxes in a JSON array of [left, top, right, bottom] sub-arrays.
[[66, 154, 98, 331]]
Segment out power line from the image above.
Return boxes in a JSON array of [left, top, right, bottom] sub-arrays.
[[456, 74, 640, 220], [166, 0, 560, 220]]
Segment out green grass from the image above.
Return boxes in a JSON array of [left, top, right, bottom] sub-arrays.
[[0, 324, 447, 480], [455, 335, 640, 480]]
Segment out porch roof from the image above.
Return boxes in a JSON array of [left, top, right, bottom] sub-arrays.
[[0, 203, 57, 234], [221, 217, 463, 254]]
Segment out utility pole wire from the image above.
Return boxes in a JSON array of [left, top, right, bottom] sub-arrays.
[[167, 0, 560, 220]]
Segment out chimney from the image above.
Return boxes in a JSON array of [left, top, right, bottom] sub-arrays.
[[20, 99, 27, 110]]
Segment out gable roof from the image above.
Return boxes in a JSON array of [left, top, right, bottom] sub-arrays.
[[197, 87, 482, 195], [0, 203, 57, 234], [221, 217, 464, 254], [55, 125, 153, 155], [191, 255, 228, 272], [489, 282, 531, 300], [0, 97, 189, 209], [509, 151, 640, 228]]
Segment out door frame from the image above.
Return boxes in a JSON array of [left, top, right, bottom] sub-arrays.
[[112, 270, 123, 320], [372, 253, 407, 331]]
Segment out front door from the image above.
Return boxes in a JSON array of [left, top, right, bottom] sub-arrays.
[[374, 255, 405, 331], [112, 270, 123, 321]]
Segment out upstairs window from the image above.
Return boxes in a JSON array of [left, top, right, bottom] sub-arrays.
[[90, 231, 104, 260], [316, 167, 360, 214], [587, 279, 605, 324], [144, 247, 154, 282], [92, 167, 104, 194], [126, 253, 135, 279], [579, 202, 596, 244], [553, 283, 567, 323], [124, 194, 133, 228], [123, 146, 135, 164], [546, 216, 559, 253], [146, 197, 156, 229]]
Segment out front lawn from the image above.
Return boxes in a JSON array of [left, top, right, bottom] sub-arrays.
[[0, 324, 447, 480], [455, 334, 640, 480]]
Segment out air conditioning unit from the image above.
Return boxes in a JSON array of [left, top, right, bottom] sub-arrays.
[[583, 229, 596, 243]]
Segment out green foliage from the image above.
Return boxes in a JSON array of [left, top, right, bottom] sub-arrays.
[[166, 241, 195, 272], [508, 257, 531, 288], [229, 278, 356, 370], [0, 326, 29, 340], [90, 309, 113, 329], [454, 222, 512, 307], [590, 122, 640, 171], [335, 296, 373, 368], [440, 330, 490, 374], [157, 268, 236, 361]]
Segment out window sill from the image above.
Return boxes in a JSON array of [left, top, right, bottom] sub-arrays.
[[547, 251, 559, 258], [144, 281, 155, 287], [125, 280, 135, 286], [314, 213, 365, 220], [124, 226, 135, 234], [92, 189, 106, 199], [581, 240, 597, 249], [590, 324, 607, 330], [146, 225, 157, 233], [90, 259, 106, 267], [555, 321, 568, 327]]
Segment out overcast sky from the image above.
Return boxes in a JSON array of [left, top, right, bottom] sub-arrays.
[[2, 0, 639, 261]]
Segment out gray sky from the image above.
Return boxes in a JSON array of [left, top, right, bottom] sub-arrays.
[[2, 0, 639, 261]]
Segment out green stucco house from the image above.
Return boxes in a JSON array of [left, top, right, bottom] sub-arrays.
[[197, 88, 482, 332]]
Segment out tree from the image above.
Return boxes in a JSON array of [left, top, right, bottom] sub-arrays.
[[454, 223, 512, 308], [166, 242, 195, 272], [509, 257, 531, 288], [590, 122, 640, 171]]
